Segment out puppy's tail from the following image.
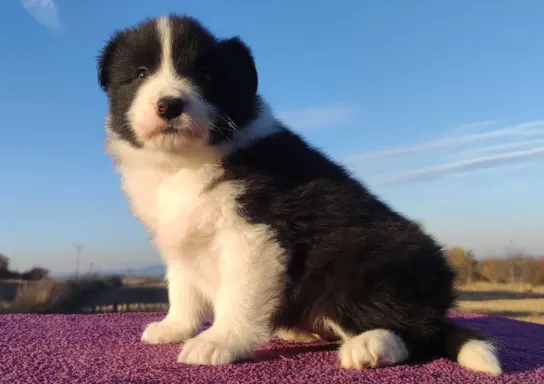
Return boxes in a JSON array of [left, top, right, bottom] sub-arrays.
[[441, 321, 502, 376]]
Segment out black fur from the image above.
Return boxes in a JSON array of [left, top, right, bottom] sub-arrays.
[[97, 14, 498, 368], [98, 18, 163, 147], [219, 128, 465, 361]]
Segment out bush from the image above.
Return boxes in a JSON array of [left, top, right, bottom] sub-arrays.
[[0, 254, 8, 272], [20, 267, 50, 281], [446, 247, 478, 284]]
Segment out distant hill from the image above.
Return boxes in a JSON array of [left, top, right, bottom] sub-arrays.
[[123, 264, 165, 277]]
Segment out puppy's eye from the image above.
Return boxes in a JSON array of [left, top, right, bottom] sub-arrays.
[[135, 67, 149, 81]]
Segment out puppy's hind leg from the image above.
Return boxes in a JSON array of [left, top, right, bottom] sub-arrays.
[[338, 328, 410, 369]]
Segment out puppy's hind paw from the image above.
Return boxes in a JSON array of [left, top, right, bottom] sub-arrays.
[[339, 329, 409, 369]]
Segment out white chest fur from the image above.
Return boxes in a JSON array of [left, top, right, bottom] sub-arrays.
[[156, 171, 199, 225], [120, 162, 225, 248], [118, 161, 229, 298]]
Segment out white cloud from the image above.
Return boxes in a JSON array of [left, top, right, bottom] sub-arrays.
[[22, 0, 61, 31], [344, 119, 544, 186], [452, 138, 544, 159], [276, 104, 359, 130], [345, 120, 544, 162], [378, 146, 544, 185], [448, 120, 496, 134]]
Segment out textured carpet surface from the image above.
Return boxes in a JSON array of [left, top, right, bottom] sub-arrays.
[[0, 312, 543, 383]]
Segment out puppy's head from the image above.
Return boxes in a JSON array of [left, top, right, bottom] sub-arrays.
[[97, 15, 259, 152]]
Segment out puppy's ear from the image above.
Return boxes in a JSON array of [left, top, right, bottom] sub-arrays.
[[212, 37, 258, 96], [97, 33, 121, 92]]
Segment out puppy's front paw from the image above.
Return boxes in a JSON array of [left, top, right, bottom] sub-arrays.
[[141, 320, 192, 344], [177, 333, 250, 365]]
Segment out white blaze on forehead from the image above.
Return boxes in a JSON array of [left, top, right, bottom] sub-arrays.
[[156, 17, 175, 86], [125, 16, 198, 142], [155, 16, 190, 98]]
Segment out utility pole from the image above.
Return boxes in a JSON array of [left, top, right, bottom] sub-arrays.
[[73, 243, 84, 279]]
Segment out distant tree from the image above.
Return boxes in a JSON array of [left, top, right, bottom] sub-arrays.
[[480, 259, 509, 283], [7, 271, 22, 279], [446, 247, 478, 284], [513, 256, 543, 286], [479, 252, 544, 286], [21, 267, 50, 281], [0, 253, 9, 272]]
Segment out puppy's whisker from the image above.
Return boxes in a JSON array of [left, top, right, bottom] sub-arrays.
[[213, 113, 240, 132], [210, 113, 241, 140]]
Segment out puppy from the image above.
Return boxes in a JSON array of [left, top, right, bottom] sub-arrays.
[[97, 14, 502, 375]]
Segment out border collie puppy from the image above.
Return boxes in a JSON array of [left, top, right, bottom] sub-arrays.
[[97, 14, 502, 375]]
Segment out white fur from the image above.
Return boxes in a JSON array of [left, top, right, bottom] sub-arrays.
[[106, 19, 287, 366], [126, 17, 213, 151], [141, 261, 210, 344], [275, 318, 351, 343], [320, 317, 354, 341], [457, 339, 502, 376], [111, 118, 285, 366], [338, 329, 409, 369], [276, 328, 322, 343], [220, 102, 284, 155]]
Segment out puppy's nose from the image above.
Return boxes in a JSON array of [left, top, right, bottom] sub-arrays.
[[156, 97, 186, 120]]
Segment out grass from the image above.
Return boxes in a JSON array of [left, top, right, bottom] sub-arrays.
[[456, 282, 544, 324], [2, 278, 543, 325], [457, 282, 544, 294], [81, 279, 544, 325]]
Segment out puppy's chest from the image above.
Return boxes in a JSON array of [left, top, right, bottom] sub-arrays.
[[121, 166, 223, 245], [156, 171, 206, 226]]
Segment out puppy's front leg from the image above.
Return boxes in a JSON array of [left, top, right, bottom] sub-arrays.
[[178, 226, 286, 365], [141, 261, 209, 344]]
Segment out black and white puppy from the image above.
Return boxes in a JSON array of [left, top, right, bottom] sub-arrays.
[[97, 14, 502, 375]]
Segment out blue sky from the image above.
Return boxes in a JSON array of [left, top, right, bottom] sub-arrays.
[[1, 1, 543, 273]]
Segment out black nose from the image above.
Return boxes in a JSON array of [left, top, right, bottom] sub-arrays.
[[157, 97, 185, 120]]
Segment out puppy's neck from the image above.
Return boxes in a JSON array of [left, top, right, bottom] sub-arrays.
[[220, 100, 284, 156]]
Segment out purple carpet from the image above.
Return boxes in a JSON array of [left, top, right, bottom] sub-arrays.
[[0, 313, 543, 383]]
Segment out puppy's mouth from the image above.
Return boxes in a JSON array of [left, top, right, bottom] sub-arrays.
[[147, 121, 205, 140], [159, 124, 179, 134]]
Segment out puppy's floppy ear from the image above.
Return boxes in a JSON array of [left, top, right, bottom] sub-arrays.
[[97, 33, 121, 92], [212, 37, 258, 96]]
